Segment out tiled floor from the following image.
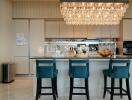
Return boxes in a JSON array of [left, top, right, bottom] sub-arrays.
[[0, 77, 130, 100], [0, 77, 33, 100]]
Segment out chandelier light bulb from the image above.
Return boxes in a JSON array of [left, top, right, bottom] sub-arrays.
[[90, 3, 93, 6], [78, 15, 81, 18], [82, 2, 85, 6], [74, 7, 77, 10]]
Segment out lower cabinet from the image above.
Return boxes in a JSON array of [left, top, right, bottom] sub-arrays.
[[14, 57, 29, 75], [29, 59, 36, 75]]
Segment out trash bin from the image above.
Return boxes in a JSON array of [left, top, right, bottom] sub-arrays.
[[2, 63, 15, 83]]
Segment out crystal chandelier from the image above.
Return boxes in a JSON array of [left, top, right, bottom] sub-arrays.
[[60, 0, 129, 25]]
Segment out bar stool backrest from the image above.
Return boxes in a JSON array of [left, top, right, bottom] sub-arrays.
[[108, 59, 130, 78], [69, 59, 89, 78], [36, 59, 56, 78]]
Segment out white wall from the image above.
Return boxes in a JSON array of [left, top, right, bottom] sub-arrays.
[[13, 1, 132, 19], [13, 1, 62, 18], [0, 0, 12, 82]]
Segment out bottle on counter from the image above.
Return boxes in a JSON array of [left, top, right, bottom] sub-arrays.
[[68, 47, 76, 57]]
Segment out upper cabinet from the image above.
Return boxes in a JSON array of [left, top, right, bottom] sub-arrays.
[[109, 25, 119, 38], [45, 21, 59, 38], [73, 25, 87, 38], [88, 25, 101, 39], [88, 25, 119, 39], [45, 21, 88, 38], [45, 21, 74, 38], [123, 19, 132, 41], [59, 21, 74, 38], [45, 20, 119, 39]]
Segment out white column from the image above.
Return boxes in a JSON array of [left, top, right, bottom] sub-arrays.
[[0, 0, 12, 82]]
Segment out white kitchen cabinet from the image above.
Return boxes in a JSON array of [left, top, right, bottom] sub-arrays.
[[45, 21, 74, 38], [13, 19, 45, 75], [87, 25, 101, 39], [87, 25, 118, 39], [123, 19, 132, 41], [12, 19, 30, 75], [109, 25, 119, 38], [45, 21, 59, 38], [59, 21, 74, 38], [12, 20, 29, 56], [14, 57, 29, 75], [44, 20, 119, 39], [73, 25, 87, 38], [100, 25, 111, 38], [30, 19, 44, 57]]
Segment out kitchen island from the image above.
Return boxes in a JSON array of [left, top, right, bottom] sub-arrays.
[[30, 55, 132, 98]]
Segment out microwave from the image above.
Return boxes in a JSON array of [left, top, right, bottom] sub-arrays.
[[123, 41, 132, 55]]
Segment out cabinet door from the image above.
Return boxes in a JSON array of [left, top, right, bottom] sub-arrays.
[[74, 25, 87, 38], [110, 25, 119, 38], [14, 57, 29, 75], [87, 25, 101, 39], [59, 21, 74, 38], [30, 19, 44, 57], [99, 25, 111, 38], [87, 25, 118, 38], [45, 21, 59, 38], [12, 20, 29, 56], [123, 19, 132, 41]]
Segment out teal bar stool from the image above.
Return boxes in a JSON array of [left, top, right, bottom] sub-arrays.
[[103, 59, 131, 100], [36, 59, 58, 100], [69, 59, 89, 100]]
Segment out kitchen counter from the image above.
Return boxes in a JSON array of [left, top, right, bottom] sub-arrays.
[[30, 55, 132, 97], [30, 55, 132, 59]]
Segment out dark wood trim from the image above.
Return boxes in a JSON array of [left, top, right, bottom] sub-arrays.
[[123, 18, 132, 20], [60, 0, 129, 3]]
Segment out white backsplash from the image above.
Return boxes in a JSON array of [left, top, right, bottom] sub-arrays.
[[43, 39, 116, 57]]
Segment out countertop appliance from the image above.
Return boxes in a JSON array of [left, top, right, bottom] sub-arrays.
[[123, 41, 132, 55], [89, 44, 99, 52]]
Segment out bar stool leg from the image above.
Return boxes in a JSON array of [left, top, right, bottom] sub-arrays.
[[38, 78, 42, 98], [69, 78, 73, 100], [103, 75, 107, 98], [119, 78, 123, 98], [52, 78, 56, 100], [110, 78, 115, 100], [36, 78, 40, 100], [54, 77, 58, 98], [85, 78, 89, 100], [126, 78, 131, 100]]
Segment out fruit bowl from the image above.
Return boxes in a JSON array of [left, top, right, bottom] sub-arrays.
[[97, 49, 112, 57]]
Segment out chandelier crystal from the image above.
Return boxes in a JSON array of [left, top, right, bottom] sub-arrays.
[[60, 0, 129, 25]]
